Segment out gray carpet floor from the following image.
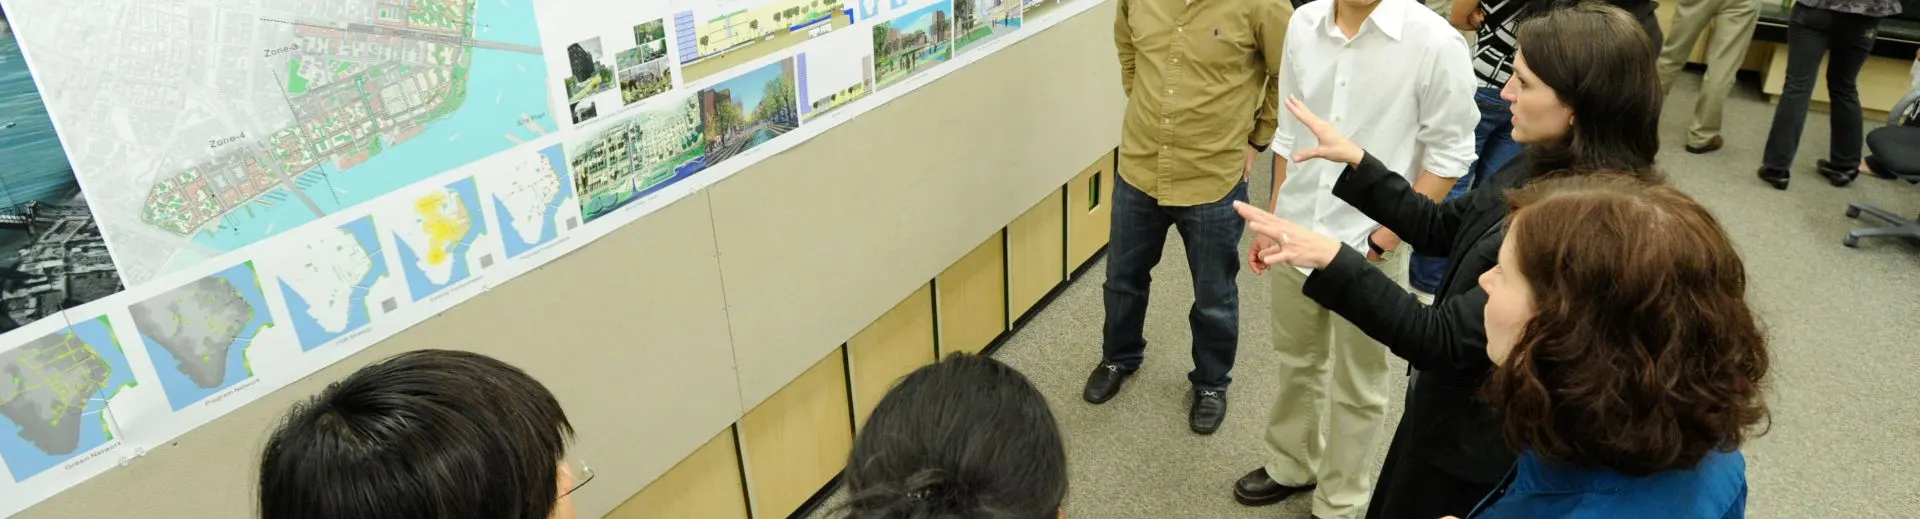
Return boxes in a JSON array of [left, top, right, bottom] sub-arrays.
[[817, 70, 1920, 518]]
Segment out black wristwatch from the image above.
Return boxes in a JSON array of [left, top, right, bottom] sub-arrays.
[[1368, 239, 1388, 256]]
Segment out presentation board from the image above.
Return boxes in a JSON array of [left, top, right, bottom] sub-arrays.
[[0, 0, 1105, 514]]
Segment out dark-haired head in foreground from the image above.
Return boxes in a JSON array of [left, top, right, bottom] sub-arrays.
[[840, 352, 1068, 518], [1481, 173, 1771, 475], [258, 349, 581, 519]]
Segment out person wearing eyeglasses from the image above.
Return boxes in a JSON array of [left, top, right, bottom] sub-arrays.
[[258, 349, 589, 519]]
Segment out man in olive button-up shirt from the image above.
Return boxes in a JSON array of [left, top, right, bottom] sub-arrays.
[[1083, 0, 1292, 436]]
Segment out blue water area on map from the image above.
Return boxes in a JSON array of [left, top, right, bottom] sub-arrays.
[[0, 317, 134, 482], [495, 145, 573, 259], [143, 263, 269, 411], [0, 35, 81, 210], [580, 156, 709, 223], [395, 178, 486, 302], [280, 216, 385, 351], [189, 0, 553, 255]]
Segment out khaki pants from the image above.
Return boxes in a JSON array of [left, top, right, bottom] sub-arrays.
[[1656, 0, 1761, 148], [1263, 243, 1408, 519]]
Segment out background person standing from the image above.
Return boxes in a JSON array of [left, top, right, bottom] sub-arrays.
[[1090, 0, 1292, 435], [1655, 0, 1759, 154], [1756, 0, 1903, 189]]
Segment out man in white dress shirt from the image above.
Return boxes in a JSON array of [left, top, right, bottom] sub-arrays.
[[1228, 0, 1476, 516]]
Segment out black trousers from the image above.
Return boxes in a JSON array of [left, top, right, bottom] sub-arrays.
[[1762, 3, 1884, 172], [1363, 421, 1501, 519]]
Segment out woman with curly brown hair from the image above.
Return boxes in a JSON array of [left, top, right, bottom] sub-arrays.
[[1458, 174, 1771, 518]]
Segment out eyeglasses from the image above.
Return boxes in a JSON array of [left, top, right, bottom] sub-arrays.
[[561, 458, 595, 498]]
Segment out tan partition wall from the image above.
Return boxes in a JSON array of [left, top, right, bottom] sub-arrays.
[[709, 4, 1126, 408], [848, 284, 939, 429], [739, 348, 855, 519], [937, 231, 1010, 357], [1068, 150, 1117, 271], [608, 428, 750, 519], [1008, 189, 1067, 319]]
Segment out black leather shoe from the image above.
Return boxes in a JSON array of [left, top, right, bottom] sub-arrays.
[[1082, 363, 1133, 404], [1233, 467, 1314, 506], [1757, 167, 1789, 190], [1818, 159, 1859, 187], [1190, 388, 1227, 434]]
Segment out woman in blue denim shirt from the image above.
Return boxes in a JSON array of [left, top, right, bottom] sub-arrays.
[[1458, 175, 1771, 519]]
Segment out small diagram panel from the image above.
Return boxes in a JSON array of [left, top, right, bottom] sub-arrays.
[[275, 216, 398, 351], [0, 316, 137, 482], [673, 0, 853, 83], [487, 144, 579, 258], [796, 23, 874, 123], [390, 177, 492, 301], [873, 0, 956, 91], [699, 58, 799, 168], [129, 262, 273, 412], [568, 92, 708, 223], [563, 36, 620, 124], [1021, 0, 1065, 22], [954, 0, 1024, 55]]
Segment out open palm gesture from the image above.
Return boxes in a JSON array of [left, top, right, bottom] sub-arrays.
[[1284, 97, 1364, 167]]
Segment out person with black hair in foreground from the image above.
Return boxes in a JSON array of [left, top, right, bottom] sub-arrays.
[[838, 353, 1068, 519], [258, 349, 585, 519], [1230, 3, 1665, 518]]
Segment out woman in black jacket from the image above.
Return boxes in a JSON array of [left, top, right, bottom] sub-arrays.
[[1232, 3, 1664, 519]]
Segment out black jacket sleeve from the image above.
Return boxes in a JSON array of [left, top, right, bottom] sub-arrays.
[[1331, 152, 1479, 257], [1301, 247, 1492, 375]]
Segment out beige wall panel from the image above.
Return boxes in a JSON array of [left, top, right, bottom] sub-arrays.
[[937, 232, 1009, 356], [19, 194, 739, 519], [608, 427, 750, 519], [709, 3, 1126, 407], [1008, 189, 1066, 318], [1067, 150, 1116, 269], [739, 348, 855, 519], [848, 283, 938, 429]]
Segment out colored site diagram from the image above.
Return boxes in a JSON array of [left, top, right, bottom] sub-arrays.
[[873, 1, 955, 90], [0, 0, 553, 287], [954, 0, 1023, 54], [569, 93, 708, 223], [277, 216, 392, 351], [0, 316, 135, 482], [674, 0, 852, 82], [488, 145, 578, 259], [129, 262, 271, 412], [391, 178, 488, 301]]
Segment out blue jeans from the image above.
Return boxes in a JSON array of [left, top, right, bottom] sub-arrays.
[[1102, 176, 1248, 390], [1410, 87, 1520, 293]]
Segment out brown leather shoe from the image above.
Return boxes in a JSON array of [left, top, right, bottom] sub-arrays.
[[1684, 135, 1723, 154]]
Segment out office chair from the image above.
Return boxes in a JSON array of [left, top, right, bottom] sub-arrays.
[[1843, 80, 1920, 248]]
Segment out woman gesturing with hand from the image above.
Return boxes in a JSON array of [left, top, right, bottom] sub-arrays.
[[1236, 3, 1668, 517]]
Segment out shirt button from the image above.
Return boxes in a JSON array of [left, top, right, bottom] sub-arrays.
[[1163, 118, 1170, 123]]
